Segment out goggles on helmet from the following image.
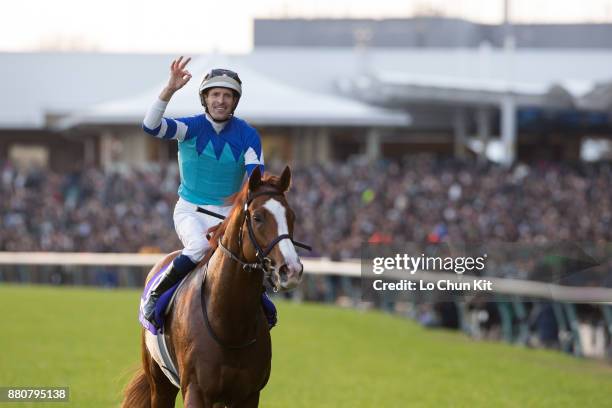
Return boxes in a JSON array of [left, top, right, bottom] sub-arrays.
[[199, 68, 242, 96]]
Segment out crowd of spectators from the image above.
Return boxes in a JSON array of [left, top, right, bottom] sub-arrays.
[[1, 156, 611, 259], [1, 162, 180, 253], [3, 156, 610, 359]]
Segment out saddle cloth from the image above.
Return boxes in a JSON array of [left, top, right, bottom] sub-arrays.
[[138, 263, 183, 335], [140, 262, 198, 389]]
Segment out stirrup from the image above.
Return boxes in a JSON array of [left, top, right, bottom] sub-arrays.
[[142, 294, 161, 326]]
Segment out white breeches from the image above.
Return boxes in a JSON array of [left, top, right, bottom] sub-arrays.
[[173, 197, 232, 262]]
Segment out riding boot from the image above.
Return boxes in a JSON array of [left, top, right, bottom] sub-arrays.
[[261, 291, 278, 328], [142, 254, 197, 328]]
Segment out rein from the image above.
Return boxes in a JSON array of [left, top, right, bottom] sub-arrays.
[[197, 205, 312, 251], [200, 263, 258, 350]]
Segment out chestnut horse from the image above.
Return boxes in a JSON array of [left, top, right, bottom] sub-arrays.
[[122, 166, 303, 407]]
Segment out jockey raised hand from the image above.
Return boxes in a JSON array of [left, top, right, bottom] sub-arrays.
[[159, 56, 192, 100], [140, 56, 277, 329]]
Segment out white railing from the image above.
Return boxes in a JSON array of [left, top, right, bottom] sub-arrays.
[[0, 252, 610, 303]]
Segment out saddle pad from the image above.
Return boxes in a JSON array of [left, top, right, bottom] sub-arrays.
[[144, 330, 181, 388], [141, 264, 202, 389], [138, 264, 182, 335]]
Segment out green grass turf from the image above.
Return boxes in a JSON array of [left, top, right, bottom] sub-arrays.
[[1, 284, 611, 407]]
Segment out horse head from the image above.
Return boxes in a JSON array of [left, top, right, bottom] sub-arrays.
[[227, 165, 303, 292]]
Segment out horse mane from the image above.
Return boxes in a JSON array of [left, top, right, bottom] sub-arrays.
[[204, 173, 282, 260]]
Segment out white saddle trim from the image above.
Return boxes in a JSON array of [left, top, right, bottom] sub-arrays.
[[144, 270, 193, 388]]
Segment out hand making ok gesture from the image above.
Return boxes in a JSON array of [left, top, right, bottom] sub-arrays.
[[160, 56, 192, 101], [167, 56, 192, 92]]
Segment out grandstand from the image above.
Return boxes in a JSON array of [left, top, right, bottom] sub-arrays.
[[2, 19, 612, 171]]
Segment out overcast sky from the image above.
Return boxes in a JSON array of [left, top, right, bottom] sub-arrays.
[[4, 0, 612, 54]]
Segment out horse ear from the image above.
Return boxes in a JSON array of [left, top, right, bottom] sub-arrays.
[[249, 165, 262, 192], [279, 165, 291, 192]]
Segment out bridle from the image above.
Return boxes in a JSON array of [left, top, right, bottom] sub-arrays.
[[217, 189, 296, 289]]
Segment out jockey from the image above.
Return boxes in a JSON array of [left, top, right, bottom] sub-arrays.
[[140, 56, 277, 329]]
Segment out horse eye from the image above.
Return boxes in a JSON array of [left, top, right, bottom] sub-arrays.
[[253, 214, 263, 223]]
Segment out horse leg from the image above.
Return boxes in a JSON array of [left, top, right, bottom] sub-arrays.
[[149, 358, 179, 408], [182, 383, 206, 408], [235, 392, 260, 408]]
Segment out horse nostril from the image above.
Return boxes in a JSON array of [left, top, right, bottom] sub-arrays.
[[279, 264, 287, 273], [279, 264, 289, 281], [279, 263, 302, 283]]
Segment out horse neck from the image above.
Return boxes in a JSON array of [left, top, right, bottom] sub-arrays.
[[203, 208, 263, 340]]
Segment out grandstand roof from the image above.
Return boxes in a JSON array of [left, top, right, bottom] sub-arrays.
[[246, 48, 612, 110], [3, 48, 612, 130], [0, 52, 171, 129], [56, 54, 412, 129]]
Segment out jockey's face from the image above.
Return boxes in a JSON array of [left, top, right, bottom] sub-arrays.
[[204, 87, 237, 121]]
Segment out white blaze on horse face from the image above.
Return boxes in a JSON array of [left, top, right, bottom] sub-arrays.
[[262, 198, 302, 285]]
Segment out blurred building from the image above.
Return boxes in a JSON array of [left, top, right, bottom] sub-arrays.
[[254, 17, 612, 48], [2, 17, 612, 171]]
